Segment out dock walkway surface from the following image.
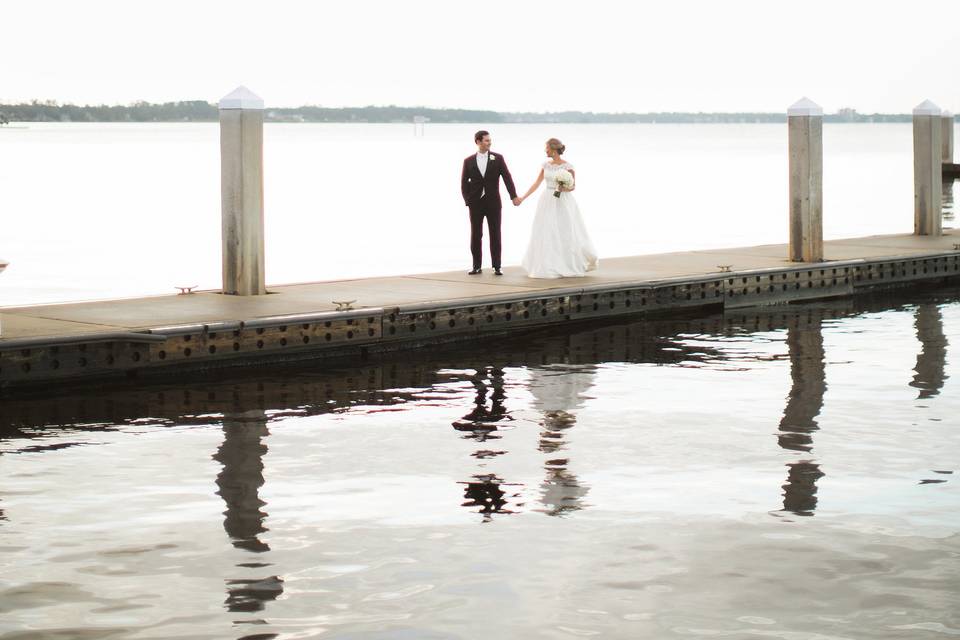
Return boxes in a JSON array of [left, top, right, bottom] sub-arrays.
[[2, 230, 960, 389]]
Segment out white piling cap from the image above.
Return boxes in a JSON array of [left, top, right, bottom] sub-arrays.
[[787, 97, 823, 117], [219, 86, 264, 110], [913, 99, 941, 116]]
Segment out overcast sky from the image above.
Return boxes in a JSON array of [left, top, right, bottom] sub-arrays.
[[3, 0, 958, 113]]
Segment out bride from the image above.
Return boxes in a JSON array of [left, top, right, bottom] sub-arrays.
[[517, 138, 598, 278]]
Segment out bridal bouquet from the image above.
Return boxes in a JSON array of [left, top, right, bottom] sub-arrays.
[[553, 169, 574, 197]]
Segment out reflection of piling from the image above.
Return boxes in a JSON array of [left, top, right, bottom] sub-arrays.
[[911, 304, 948, 399], [224, 575, 284, 613], [778, 319, 826, 452], [413, 115, 428, 136], [214, 410, 271, 553], [788, 98, 823, 262], [214, 409, 284, 614], [220, 86, 266, 295], [913, 100, 943, 236], [778, 317, 826, 516], [782, 462, 825, 516]]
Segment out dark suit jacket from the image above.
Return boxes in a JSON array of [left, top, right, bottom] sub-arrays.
[[461, 152, 518, 208]]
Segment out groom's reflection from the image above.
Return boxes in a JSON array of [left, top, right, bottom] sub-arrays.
[[910, 304, 948, 399], [452, 366, 510, 441], [213, 410, 284, 614], [777, 317, 826, 516], [452, 367, 523, 519], [460, 473, 521, 521]]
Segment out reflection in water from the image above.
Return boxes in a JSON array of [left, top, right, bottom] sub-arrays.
[[225, 575, 285, 614], [782, 462, 825, 516], [460, 474, 521, 521], [453, 366, 521, 520], [213, 410, 285, 615], [529, 366, 595, 516], [911, 304, 949, 399], [2, 288, 958, 638], [215, 411, 271, 553], [452, 366, 510, 442], [942, 178, 955, 222], [777, 318, 826, 516], [1, 289, 956, 533]]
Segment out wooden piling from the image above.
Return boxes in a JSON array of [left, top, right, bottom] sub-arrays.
[[788, 98, 823, 262], [913, 100, 943, 237], [220, 87, 266, 295]]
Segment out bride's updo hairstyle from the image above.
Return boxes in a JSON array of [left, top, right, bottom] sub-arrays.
[[547, 138, 566, 155]]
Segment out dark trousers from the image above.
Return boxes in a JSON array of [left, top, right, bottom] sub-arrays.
[[469, 198, 502, 269]]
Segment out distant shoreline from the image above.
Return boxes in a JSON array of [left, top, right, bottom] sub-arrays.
[[0, 101, 944, 124]]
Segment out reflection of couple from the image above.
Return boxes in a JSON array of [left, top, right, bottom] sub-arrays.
[[453, 364, 595, 518], [460, 130, 598, 278]]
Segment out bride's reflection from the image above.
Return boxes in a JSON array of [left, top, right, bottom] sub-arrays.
[[777, 317, 826, 516], [214, 410, 284, 614], [528, 364, 595, 516], [910, 304, 948, 399]]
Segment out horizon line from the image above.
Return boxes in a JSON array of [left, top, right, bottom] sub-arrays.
[[0, 99, 931, 116]]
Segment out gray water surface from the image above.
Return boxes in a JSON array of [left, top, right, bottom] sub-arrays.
[[1, 288, 959, 639]]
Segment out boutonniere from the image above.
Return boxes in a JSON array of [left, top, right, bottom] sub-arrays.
[[489, 154, 496, 161]]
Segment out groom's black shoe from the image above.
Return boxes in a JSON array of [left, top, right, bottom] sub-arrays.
[[468, 268, 482, 275], [494, 268, 503, 276]]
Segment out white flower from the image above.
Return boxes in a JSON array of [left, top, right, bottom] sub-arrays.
[[489, 154, 496, 161], [555, 168, 574, 188]]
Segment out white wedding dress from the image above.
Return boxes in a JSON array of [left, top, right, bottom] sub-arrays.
[[521, 161, 599, 279]]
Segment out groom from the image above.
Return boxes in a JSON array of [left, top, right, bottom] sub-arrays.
[[461, 130, 520, 275]]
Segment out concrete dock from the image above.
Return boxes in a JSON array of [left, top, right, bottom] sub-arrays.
[[2, 230, 959, 390]]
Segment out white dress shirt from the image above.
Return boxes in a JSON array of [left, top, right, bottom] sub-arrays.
[[476, 151, 489, 197], [476, 151, 489, 177]]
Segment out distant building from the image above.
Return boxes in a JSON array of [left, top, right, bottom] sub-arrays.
[[266, 111, 305, 123], [837, 107, 858, 122]]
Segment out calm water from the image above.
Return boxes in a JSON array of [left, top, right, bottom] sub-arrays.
[[0, 121, 957, 306], [1, 287, 958, 638]]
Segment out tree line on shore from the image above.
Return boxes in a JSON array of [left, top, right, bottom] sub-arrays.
[[0, 100, 929, 124]]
